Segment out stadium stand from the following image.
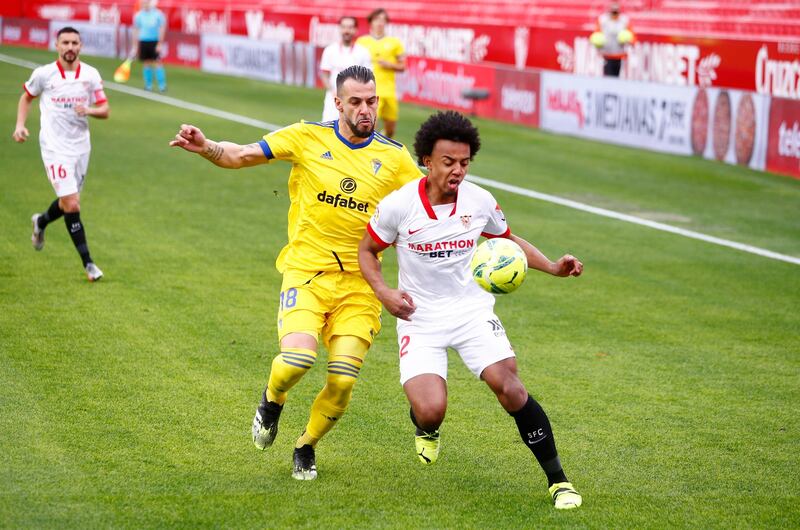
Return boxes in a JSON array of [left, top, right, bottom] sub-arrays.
[[266, 0, 800, 38], [2, 0, 797, 39]]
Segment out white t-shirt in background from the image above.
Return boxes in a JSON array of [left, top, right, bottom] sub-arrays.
[[319, 43, 372, 121]]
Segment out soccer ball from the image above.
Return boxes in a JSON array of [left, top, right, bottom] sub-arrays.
[[470, 238, 528, 294]]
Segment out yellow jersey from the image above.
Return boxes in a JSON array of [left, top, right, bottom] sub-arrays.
[[356, 34, 405, 98], [260, 120, 422, 273]]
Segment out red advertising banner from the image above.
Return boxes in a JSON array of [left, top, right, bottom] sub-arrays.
[[0, 17, 50, 49], [5, 1, 799, 99], [14, 1, 131, 25], [397, 57, 496, 118], [766, 98, 800, 179], [161, 31, 201, 68], [493, 67, 540, 128], [528, 27, 800, 99]]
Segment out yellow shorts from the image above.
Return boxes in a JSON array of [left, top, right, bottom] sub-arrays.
[[277, 269, 382, 348], [377, 96, 399, 122]]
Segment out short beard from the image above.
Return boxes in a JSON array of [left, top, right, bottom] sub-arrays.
[[345, 116, 373, 138], [62, 52, 77, 63]]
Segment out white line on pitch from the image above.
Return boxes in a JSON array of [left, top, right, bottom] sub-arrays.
[[2, 52, 798, 266], [466, 176, 800, 265]]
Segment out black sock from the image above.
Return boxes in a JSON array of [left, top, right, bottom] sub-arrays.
[[258, 388, 283, 419], [510, 394, 568, 486], [38, 199, 64, 229], [64, 212, 93, 266]]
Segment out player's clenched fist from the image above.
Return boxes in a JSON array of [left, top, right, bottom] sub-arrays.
[[169, 124, 206, 153]]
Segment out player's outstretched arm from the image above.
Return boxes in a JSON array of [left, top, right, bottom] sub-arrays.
[[358, 233, 416, 321], [169, 124, 267, 168], [509, 233, 583, 277], [12, 92, 33, 143]]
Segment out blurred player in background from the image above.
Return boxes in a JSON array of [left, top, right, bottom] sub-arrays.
[[131, 0, 168, 91], [170, 65, 422, 480], [13, 26, 109, 282], [319, 16, 372, 122], [359, 111, 584, 510], [357, 8, 406, 138], [593, 1, 634, 77]]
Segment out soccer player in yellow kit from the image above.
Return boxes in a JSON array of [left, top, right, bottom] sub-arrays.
[[170, 65, 421, 480], [357, 8, 406, 138]]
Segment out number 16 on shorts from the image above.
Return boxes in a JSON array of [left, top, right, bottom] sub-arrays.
[[42, 151, 88, 197]]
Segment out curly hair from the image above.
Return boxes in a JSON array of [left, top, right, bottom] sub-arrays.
[[413, 111, 481, 165]]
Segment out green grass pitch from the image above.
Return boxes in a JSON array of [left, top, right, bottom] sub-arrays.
[[1, 46, 798, 528]]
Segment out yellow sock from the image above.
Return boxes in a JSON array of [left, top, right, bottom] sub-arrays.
[[266, 347, 317, 405], [296, 336, 368, 448]]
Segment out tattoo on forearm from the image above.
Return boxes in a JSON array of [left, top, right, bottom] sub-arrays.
[[202, 142, 224, 161]]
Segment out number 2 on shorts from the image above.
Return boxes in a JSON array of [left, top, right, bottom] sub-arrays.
[[399, 335, 410, 357]]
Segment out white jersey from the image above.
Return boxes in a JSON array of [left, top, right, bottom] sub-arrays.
[[23, 61, 107, 155], [319, 42, 372, 121], [367, 177, 510, 319], [597, 13, 631, 57]]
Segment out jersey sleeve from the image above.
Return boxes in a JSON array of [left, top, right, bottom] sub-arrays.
[[90, 70, 108, 105], [393, 37, 406, 57], [481, 194, 510, 238], [319, 46, 333, 72], [395, 146, 424, 187], [260, 122, 305, 163], [134, 11, 142, 29], [23, 67, 44, 97], [356, 45, 373, 68], [367, 191, 403, 249], [157, 10, 166, 28]]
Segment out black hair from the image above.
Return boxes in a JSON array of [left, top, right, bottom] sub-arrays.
[[56, 26, 81, 38], [336, 65, 375, 93], [413, 111, 481, 165], [339, 15, 358, 26], [367, 8, 388, 23]]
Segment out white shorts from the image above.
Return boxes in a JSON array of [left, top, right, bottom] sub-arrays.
[[322, 92, 339, 122], [41, 150, 90, 197], [396, 309, 515, 385]]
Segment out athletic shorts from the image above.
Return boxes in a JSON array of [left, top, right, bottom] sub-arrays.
[[396, 309, 515, 385], [41, 150, 90, 197], [377, 96, 399, 122], [277, 269, 382, 348], [138, 40, 159, 61]]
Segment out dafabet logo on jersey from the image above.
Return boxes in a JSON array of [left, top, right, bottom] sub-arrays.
[[317, 190, 369, 212]]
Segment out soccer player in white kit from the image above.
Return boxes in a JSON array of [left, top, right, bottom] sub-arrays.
[[319, 16, 372, 122], [359, 111, 584, 510], [13, 27, 109, 281]]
